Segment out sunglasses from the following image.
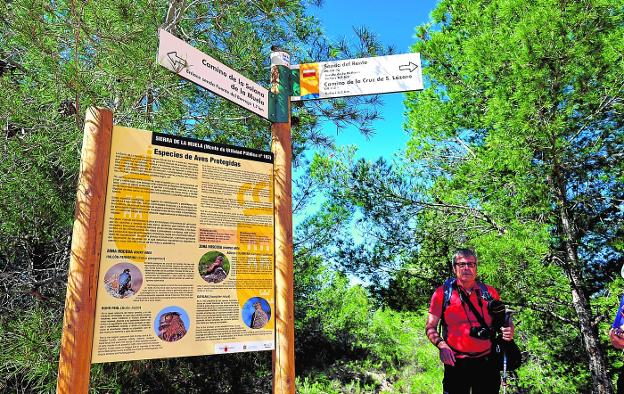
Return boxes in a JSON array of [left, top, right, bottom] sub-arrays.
[[454, 262, 476, 268]]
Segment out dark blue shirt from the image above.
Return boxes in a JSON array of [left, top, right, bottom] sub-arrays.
[[612, 295, 624, 329]]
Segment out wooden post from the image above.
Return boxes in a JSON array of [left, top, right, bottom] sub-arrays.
[[270, 48, 295, 394], [57, 107, 113, 394]]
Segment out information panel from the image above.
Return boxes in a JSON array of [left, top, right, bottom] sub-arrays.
[[91, 126, 275, 363]]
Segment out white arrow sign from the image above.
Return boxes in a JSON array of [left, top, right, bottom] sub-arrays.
[[399, 62, 419, 72], [157, 29, 269, 119], [292, 53, 423, 101], [167, 51, 187, 70]]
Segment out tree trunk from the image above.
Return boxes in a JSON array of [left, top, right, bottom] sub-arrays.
[[553, 168, 613, 394], [567, 265, 613, 394]]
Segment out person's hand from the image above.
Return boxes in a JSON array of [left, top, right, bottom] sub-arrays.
[[438, 342, 456, 366], [610, 328, 624, 349], [501, 325, 514, 341]]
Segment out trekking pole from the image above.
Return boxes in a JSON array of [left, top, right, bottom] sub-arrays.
[[501, 307, 513, 394], [502, 352, 508, 394]]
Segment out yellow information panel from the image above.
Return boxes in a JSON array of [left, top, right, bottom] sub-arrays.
[[91, 126, 274, 363]]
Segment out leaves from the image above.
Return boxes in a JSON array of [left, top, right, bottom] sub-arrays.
[[0, 0, 398, 392], [302, 0, 623, 391]]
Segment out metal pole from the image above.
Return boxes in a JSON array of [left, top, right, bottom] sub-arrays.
[[270, 47, 295, 394], [57, 107, 113, 394]]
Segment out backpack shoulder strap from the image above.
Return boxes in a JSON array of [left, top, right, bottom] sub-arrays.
[[442, 277, 456, 313], [439, 278, 456, 339], [477, 281, 493, 302]]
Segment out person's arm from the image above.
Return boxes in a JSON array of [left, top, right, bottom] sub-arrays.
[[425, 313, 455, 366], [610, 328, 624, 349]]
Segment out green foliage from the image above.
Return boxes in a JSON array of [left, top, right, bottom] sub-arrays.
[[389, 314, 442, 393], [0, 306, 62, 393], [297, 375, 344, 394], [0, 0, 400, 391], [295, 310, 444, 393], [310, 276, 371, 343], [408, 1, 623, 386], [303, 0, 623, 391], [0, 0, 390, 300], [293, 252, 445, 392], [4, 0, 622, 391]]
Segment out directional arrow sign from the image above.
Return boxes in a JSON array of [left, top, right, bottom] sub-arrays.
[[157, 29, 269, 119], [292, 53, 423, 101], [167, 51, 187, 70], [399, 62, 419, 72]]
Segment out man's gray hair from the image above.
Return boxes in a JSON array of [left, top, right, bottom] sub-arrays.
[[452, 248, 478, 265]]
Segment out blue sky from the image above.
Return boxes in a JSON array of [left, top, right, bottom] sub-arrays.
[[310, 0, 439, 160]]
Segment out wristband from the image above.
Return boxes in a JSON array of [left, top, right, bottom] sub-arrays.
[[434, 338, 444, 347]]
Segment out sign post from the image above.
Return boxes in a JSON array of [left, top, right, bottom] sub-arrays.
[[269, 47, 296, 394], [291, 53, 422, 100], [157, 29, 270, 120], [57, 107, 113, 394]]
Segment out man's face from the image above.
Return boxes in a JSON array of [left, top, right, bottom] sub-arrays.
[[454, 255, 477, 283]]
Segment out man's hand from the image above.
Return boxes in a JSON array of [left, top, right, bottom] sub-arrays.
[[438, 341, 456, 366], [501, 323, 514, 341]]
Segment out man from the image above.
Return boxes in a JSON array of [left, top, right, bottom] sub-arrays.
[[425, 248, 514, 394]]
